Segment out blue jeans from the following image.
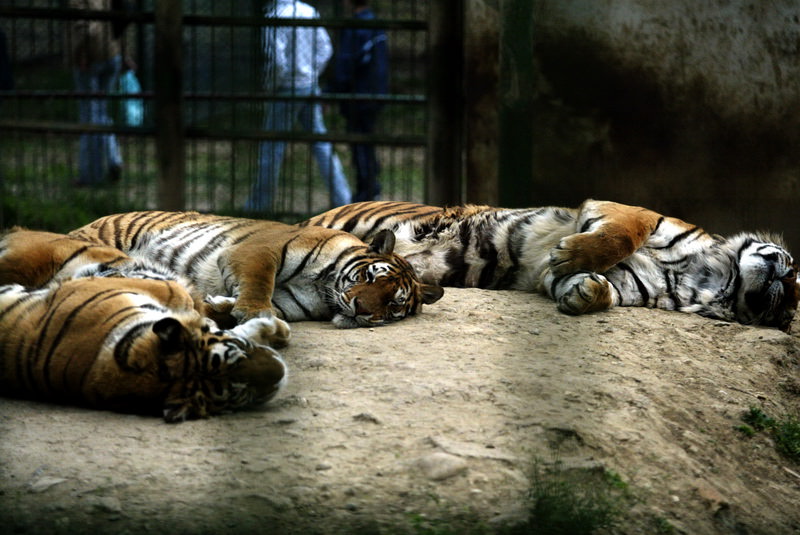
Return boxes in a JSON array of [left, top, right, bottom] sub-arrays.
[[73, 55, 123, 185], [247, 86, 351, 212]]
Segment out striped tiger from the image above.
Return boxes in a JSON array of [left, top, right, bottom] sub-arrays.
[[0, 228, 235, 326], [301, 200, 800, 330], [0, 276, 288, 422], [70, 211, 444, 329]]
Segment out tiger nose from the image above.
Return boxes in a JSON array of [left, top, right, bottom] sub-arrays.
[[354, 298, 370, 316]]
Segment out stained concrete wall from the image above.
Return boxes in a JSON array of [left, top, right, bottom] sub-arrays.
[[522, 0, 800, 251]]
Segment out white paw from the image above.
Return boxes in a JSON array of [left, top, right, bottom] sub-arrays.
[[229, 315, 291, 348]]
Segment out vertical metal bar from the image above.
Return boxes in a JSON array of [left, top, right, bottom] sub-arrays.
[[154, 0, 184, 210], [464, 0, 499, 205], [426, 0, 464, 205], [498, 0, 535, 208]]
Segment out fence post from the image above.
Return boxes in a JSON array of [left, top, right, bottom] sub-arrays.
[[498, 0, 535, 208], [426, 0, 464, 206], [154, 0, 184, 210], [464, 0, 499, 205]]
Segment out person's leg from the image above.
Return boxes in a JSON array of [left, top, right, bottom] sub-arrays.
[[247, 98, 290, 212], [98, 56, 123, 181], [74, 66, 103, 185], [348, 111, 381, 201], [302, 91, 351, 207]]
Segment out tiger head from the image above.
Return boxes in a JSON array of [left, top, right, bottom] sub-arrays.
[[732, 235, 799, 331], [686, 234, 800, 331], [154, 317, 287, 422], [327, 230, 444, 328]]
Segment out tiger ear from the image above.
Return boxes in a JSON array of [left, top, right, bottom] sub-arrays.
[[421, 283, 444, 305], [153, 317, 186, 354], [368, 230, 396, 255]]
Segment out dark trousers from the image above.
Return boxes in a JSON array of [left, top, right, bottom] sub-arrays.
[[345, 109, 381, 202]]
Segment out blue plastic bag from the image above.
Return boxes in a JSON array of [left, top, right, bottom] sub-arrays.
[[118, 70, 144, 126]]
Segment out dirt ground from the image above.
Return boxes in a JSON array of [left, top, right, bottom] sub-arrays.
[[1, 287, 800, 535]]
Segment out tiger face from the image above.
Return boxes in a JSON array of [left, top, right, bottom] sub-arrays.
[[733, 236, 799, 331], [329, 230, 444, 328], [0, 277, 287, 423], [159, 317, 288, 422]]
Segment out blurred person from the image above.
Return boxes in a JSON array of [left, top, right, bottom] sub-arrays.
[[68, 0, 131, 186], [331, 0, 388, 202], [246, 0, 351, 213]]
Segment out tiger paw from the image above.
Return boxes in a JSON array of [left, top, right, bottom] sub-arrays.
[[550, 230, 635, 277], [554, 272, 615, 315], [228, 314, 291, 349], [549, 234, 603, 277]]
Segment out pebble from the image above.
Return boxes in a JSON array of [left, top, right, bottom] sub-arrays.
[[85, 496, 123, 514], [28, 477, 67, 493], [353, 412, 381, 424], [415, 452, 468, 481], [315, 462, 333, 471]]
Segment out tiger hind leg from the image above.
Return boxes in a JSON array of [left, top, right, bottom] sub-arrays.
[[545, 271, 618, 315]]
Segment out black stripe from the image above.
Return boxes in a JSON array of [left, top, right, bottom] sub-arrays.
[[477, 227, 499, 289], [128, 211, 185, 250], [616, 262, 650, 304], [285, 286, 315, 319], [113, 322, 154, 373], [580, 216, 603, 234], [283, 235, 336, 283], [341, 203, 392, 234], [39, 289, 123, 395], [650, 226, 702, 250], [363, 206, 440, 240], [495, 213, 539, 289], [318, 246, 366, 281], [21, 286, 102, 395]]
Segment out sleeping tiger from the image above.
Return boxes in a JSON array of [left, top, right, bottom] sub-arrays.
[[301, 200, 800, 331], [0, 277, 288, 422], [0, 228, 236, 328], [69, 211, 444, 329]]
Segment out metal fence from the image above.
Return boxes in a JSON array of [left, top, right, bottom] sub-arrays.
[[0, 0, 435, 231]]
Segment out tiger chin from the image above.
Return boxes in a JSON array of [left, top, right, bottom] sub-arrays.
[[69, 211, 444, 329], [302, 199, 800, 331], [0, 277, 288, 423]]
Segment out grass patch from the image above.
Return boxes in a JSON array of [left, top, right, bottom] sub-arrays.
[[504, 460, 632, 535], [739, 406, 800, 463]]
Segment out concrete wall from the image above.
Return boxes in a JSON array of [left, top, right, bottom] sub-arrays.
[[522, 0, 800, 251]]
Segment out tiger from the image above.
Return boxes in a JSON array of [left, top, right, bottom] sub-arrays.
[[301, 199, 800, 331], [0, 227, 237, 327], [0, 276, 288, 422], [69, 211, 444, 329]]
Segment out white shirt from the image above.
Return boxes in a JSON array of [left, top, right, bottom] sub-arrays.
[[264, 0, 333, 90]]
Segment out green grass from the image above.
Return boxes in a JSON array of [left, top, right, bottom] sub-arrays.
[[739, 406, 800, 463], [502, 460, 631, 535]]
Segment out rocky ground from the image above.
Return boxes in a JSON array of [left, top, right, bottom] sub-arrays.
[[1, 288, 800, 534]]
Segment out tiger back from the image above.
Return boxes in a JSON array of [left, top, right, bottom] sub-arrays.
[[0, 227, 129, 287], [301, 200, 800, 330], [0, 227, 229, 323], [0, 277, 288, 422], [70, 211, 444, 328]]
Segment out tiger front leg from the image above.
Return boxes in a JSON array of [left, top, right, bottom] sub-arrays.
[[218, 249, 283, 324], [549, 200, 663, 277], [544, 270, 618, 315], [228, 315, 291, 349]]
